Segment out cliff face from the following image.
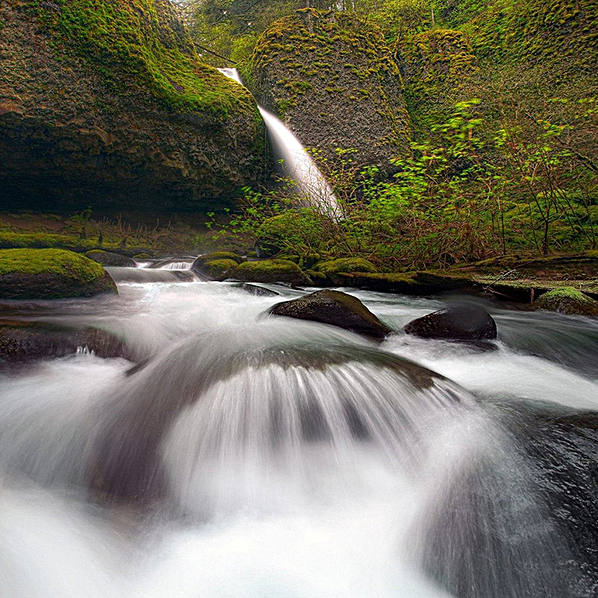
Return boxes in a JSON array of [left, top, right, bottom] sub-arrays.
[[248, 9, 411, 175], [0, 0, 270, 213]]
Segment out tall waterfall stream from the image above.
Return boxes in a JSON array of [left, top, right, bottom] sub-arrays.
[[1, 268, 598, 597], [218, 68, 340, 218]]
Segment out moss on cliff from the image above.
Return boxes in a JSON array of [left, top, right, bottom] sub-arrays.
[[396, 28, 477, 132], [0, 0, 269, 212], [249, 9, 410, 173], [35, 0, 250, 117]]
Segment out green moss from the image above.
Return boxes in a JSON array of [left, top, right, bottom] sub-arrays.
[[248, 10, 410, 165], [0, 248, 105, 282], [195, 251, 243, 265], [232, 259, 310, 285], [314, 258, 378, 275], [397, 28, 477, 133], [202, 258, 238, 280], [0, 232, 96, 251], [36, 0, 256, 118], [535, 286, 598, 315]]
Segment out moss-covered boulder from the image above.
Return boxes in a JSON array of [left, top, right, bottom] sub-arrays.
[[231, 259, 311, 285], [85, 250, 136, 268], [248, 9, 410, 174], [192, 252, 243, 269], [0, 0, 269, 212], [267, 289, 392, 340], [535, 287, 598, 316], [0, 319, 132, 363], [0, 249, 117, 299], [314, 257, 378, 285], [201, 259, 239, 281]]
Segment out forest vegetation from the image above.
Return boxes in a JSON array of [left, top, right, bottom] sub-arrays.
[[185, 0, 598, 269]]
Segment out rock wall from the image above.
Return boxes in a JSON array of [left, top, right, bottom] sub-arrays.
[[248, 9, 411, 176], [0, 0, 270, 212]]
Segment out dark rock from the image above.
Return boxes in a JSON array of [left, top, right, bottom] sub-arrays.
[[267, 289, 393, 339], [85, 250, 136, 268], [404, 304, 497, 341], [0, 319, 133, 362]]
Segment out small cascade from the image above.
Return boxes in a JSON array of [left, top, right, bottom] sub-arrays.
[[218, 68, 340, 218]]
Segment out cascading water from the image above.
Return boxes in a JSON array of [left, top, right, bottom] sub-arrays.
[[1, 277, 598, 597], [218, 68, 340, 218]]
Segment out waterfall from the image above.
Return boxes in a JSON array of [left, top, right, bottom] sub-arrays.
[[218, 68, 340, 219]]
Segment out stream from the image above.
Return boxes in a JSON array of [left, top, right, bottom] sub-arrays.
[[1, 269, 598, 598]]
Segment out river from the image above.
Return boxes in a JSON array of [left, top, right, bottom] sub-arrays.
[[1, 271, 598, 597]]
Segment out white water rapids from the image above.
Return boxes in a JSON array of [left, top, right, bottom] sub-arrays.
[[1, 276, 598, 597]]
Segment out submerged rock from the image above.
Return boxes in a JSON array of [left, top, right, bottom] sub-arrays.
[[85, 250, 136, 268], [0, 249, 117, 299], [233, 282, 281, 297], [267, 290, 393, 340], [231, 259, 311, 286], [535, 287, 598, 316], [404, 304, 497, 342], [0, 319, 131, 362]]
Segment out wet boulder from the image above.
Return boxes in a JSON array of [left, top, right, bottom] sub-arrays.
[[404, 305, 497, 342], [535, 287, 598, 316], [0, 319, 132, 363], [85, 250, 136, 268], [267, 290, 393, 340], [0, 248, 117, 299]]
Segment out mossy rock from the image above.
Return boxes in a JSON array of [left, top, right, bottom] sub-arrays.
[[267, 289, 392, 340], [0, 249, 117, 299], [256, 210, 328, 258], [201, 259, 239, 281], [133, 253, 152, 260], [535, 287, 598, 316], [192, 251, 243, 270], [231, 259, 311, 285], [314, 257, 378, 285], [85, 250, 136, 267], [315, 258, 378, 275]]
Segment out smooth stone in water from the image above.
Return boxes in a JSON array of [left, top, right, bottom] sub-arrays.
[[404, 304, 497, 342], [0, 319, 133, 363], [267, 290, 393, 340]]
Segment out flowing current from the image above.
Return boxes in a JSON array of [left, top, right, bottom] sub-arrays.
[[218, 68, 340, 218], [1, 271, 598, 597]]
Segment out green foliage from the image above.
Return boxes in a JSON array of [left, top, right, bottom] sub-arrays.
[[0, 232, 96, 251], [0, 248, 105, 283], [213, 94, 597, 269]]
